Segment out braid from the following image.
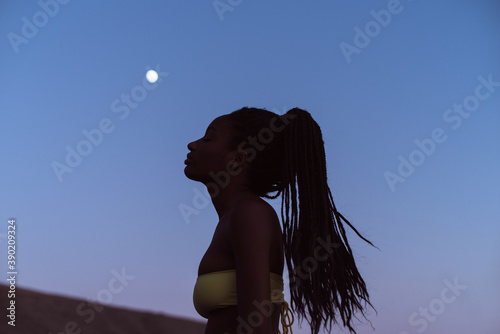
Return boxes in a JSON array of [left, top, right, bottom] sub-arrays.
[[227, 107, 377, 334]]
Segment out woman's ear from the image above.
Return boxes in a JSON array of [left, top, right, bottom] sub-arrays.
[[234, 150, 248, 169], [227, 150, 248, 174]]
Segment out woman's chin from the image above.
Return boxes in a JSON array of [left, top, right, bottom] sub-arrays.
[[183, 166, 203, 182], [183, 166, 194, 179]]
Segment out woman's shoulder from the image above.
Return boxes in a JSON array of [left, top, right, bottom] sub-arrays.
[[227, 198, 279, 233], [226, 197, 281, 264], [229, 197, 279, 223]]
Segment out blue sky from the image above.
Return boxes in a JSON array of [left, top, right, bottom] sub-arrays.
[[1, 1, 499, 333]]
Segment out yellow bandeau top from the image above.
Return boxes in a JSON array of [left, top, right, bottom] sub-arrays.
[[193, 269, 294, 333]]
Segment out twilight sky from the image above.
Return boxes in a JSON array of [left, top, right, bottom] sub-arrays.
[[1, 1, 499, 333]]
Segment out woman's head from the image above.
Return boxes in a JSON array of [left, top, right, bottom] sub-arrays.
[[184, 107, 295, 197], [184, 114, 247, 186]]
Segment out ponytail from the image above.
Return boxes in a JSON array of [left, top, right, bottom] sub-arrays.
[[280, 108, 377, 334], [227, 107, 377, 334]]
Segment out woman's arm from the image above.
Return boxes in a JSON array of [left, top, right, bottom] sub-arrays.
[[229, 200, 277, 334]]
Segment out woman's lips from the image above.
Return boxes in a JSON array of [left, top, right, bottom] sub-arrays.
[[185, 153, 194, 165]]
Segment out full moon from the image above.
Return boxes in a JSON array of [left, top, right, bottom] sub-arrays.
[[146, 70, 158, 83]]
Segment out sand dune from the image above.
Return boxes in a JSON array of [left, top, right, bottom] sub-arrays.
[[0, 284, 206, 334]]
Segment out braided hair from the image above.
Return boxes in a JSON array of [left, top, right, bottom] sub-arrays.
[[226, 107, 377, 334]]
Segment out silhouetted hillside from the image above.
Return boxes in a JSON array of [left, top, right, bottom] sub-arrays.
[[0, 284, 206, 334]]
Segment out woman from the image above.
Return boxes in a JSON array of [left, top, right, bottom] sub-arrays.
[[185, 107, 377, 334]]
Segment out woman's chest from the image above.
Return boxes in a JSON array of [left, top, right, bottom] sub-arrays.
[[197, 220, 235, 276]]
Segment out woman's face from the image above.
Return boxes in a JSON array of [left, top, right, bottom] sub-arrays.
[[184, 115, 239, 184]]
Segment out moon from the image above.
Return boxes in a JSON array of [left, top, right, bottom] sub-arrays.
[[146, 70, 158, 83]]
